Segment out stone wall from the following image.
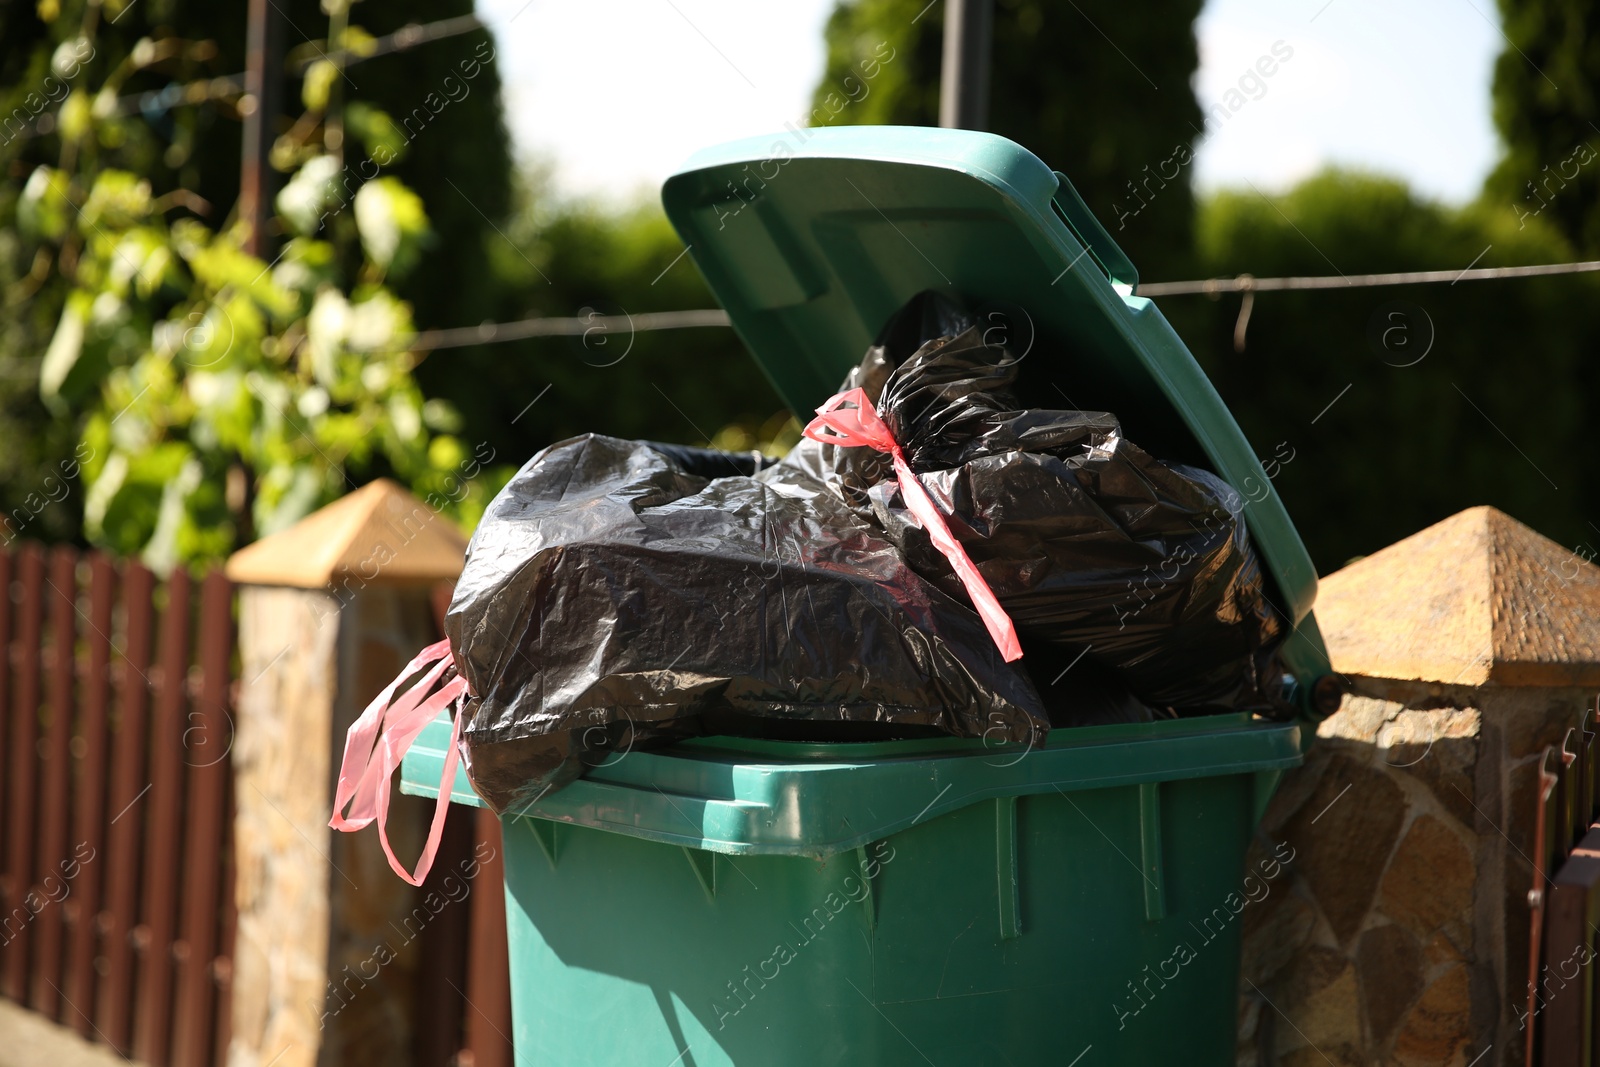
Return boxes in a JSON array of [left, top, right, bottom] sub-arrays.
[[231, 586, 339, 1067], [1236, 676, 1591, 1067], [229, 585, 440, 1067]]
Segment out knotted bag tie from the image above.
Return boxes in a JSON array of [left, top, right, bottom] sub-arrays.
[[803, 387, 1023, 663]]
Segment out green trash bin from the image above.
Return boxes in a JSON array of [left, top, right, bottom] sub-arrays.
[[401, 126, 1335, 1066]]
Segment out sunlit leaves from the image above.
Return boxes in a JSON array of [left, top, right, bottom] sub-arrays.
[[19, 166, 72, 239], [353, 176, 428, 276], [80, 169, 152, 230], [57, 91, 91, 143], [344, 102, 407, 164], [39, 291, 88, 402], [334, 25, 378, 57], [302, 59, 338, 112], [276, 154, 343, 238], [29, 21, 476, 571]]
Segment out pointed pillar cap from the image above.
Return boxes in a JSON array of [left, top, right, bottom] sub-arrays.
[[1316, 506, 1600, 687], [225, 479, 466, 589]]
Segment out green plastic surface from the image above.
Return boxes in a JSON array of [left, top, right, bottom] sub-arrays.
[[403, 711, 1299, 856], [661, 126, 1324, 669], [402, 712, 1302, 1065]]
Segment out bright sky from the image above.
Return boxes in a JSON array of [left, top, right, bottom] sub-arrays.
[[475, 0, 1504, 207]]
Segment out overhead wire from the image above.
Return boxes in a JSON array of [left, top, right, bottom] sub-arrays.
[[404, 258, 1600, 352]]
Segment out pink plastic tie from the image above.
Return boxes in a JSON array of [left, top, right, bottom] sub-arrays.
[[330, 637, 469, 886], [802, 387, 1023, 662]]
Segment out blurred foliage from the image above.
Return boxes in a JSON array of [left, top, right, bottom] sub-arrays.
[[328, 0, 513, 358], [710, 411, 802, 458], [813, 0, 1205, 278], [413, 174, 784, 472], [0, 0, 787, 556], [1173, 170, 1600, 571], [3, 0, 511, 568], [0, 0, 515, 557], [1487, 0, 1600, 253]]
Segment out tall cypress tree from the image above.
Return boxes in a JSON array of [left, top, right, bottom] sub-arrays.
[[813, 0, 1204, 278], [1482, 0, 1600, 557], [1485, 0, 1600, 252]]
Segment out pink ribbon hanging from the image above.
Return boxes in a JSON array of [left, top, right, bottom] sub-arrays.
[[802, 387, 1023, 663], [330, 637, 469, 886]]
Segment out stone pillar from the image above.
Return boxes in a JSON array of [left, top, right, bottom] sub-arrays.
[[1237, 506, 1600, 1067], [224, 480, 468, 1067]]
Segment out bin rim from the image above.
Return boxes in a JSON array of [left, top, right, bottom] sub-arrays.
[[401, 710, 1301, 858]]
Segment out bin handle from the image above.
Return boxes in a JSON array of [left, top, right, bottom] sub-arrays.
[[1050, 171, 1139, 295]]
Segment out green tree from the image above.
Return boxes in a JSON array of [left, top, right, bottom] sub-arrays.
[[324, 0, 514, 369], [1486, 0, 1600, 252], [0, 0, 514, 549], [426, 170, 787, 471], [1179, 170, 1598, 571], [11, 0, 509, 569], [813, 0, 1204, 277]]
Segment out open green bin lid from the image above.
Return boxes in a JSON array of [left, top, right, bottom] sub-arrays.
[[661, 126, 1330, 692]]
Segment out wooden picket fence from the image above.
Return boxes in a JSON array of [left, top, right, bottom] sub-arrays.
[[1526, 708, 1600, 1067], [0, 541, 514, 1067], [0, 542, 236, 1066]]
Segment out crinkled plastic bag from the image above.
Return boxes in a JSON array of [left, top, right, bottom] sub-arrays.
[[787, 291, 1283, 711], [446, 433, 1049, 813]]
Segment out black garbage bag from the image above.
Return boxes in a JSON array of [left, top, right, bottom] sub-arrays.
[[445, 433, 1049, 814], [786, 291, 1283, 711]]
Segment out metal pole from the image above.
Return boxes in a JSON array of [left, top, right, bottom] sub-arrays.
[[239, 0, 285, 258], [938, 0, 993, 131], [236, 0, 284, 541]]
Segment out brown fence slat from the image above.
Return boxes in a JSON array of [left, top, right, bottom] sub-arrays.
[[66, 554, 115, 1035], [2, 544, 45, 1003], [212, 768, 237, 1067], [31, 546, 79, 1019], [1539, 823, 1600, 1066], [1529, 745, 1566, 1067], [413, 804, 475, 1066], [1581, 727, 1598, 836], [133, 566, 192, 1066], [0, 550, 240, 1066], [0, 548, 12, 910], [463, 811, 513, 1067], [96, 560, 155, 1052], [170, 570, 232, 1067]]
